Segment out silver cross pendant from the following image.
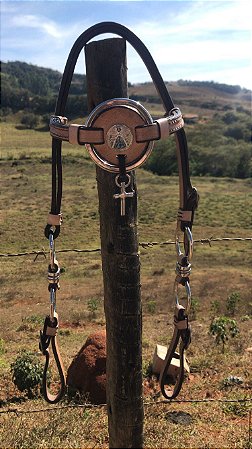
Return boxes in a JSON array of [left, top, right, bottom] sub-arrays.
[[113, 174, 134, 216]]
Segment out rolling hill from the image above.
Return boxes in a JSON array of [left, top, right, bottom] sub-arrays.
[[1, 61, 251, 178]]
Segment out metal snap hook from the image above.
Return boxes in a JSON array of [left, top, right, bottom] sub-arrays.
[[174, 279, 191, 315], [50, 288, 56, 320], [184, 227, 193, 261], [175, 226, 193, 261], [49, 232, 55, 270], [184, 280, 192, 314]]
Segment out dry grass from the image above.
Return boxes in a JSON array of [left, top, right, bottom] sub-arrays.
[[0, 126, 252, 448]]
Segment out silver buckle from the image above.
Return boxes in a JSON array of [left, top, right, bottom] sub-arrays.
[[50, 115, 68, 126]]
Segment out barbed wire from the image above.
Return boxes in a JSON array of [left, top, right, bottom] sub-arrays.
[[0, 236, 251, 259], [1, 396, 252, 415], [140, 236, 252, 249]]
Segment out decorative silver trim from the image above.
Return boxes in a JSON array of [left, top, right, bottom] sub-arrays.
[[50, 115, 68, 126], [168, 108, 184, 134]]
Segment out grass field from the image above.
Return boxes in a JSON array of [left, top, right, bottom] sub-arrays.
[[0, 124, 252, 448]]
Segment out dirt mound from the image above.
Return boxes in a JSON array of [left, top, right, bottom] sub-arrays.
[[66, 330, 106, 404]]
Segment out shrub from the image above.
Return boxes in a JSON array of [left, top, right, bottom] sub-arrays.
[[16, 315, 44, 332], [11, 350, 44, 398], [209, 316, 239, 353], [222, 111, 237, 124], [210, 300, 221, 318], [146, 300, 156, 315], [144, 138, 177, 176], [87, 298, 99, 319], [224, 126, 244, 140], [226, 292, 240, 316], [21, 112, 39, 129]]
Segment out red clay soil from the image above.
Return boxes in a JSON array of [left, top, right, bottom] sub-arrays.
[[67, 330, 106, 405]]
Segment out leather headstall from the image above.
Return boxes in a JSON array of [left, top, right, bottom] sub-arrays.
[[41, 21, 199, 403]]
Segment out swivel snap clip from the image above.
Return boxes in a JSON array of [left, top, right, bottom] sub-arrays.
[[174, 278, 191, 316]]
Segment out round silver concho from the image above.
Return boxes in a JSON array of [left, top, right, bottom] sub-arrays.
[[107, 124, 133, 151], [85, 98, 154, 173]]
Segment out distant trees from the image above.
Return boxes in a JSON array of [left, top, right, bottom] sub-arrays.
[[144, 138, 177, 176], [1, 61, 87, 117], [131, 83, 251, 179], [224, 126, 249, 141], [1, 80, 30, 111], [1, 60, 61, 95], [145, 113, 251, 179], [177, 79, 244, 94]]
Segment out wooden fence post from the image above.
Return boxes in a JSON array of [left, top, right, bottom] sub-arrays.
[[85, 38, 143, 448]]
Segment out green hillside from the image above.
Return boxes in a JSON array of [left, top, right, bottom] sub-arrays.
[[1, 61, 251, 178], [1, 61, 87, 117]]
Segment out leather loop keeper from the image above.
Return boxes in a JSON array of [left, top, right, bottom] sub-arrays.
[[178, 210, 192, 222], [156, 117, 171, 139], [47, 213, 63, 226], [69, 124, 80, 145], [175, 319, 188, 330], [46, 326, 58, 337]]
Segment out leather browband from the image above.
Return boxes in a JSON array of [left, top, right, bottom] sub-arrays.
[[49, 108, 184, 145]]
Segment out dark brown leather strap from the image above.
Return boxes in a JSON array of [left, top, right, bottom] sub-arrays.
[[40, 315, 66, 404], [159, 305, 191, 400]]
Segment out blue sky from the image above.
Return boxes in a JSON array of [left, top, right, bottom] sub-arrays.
[[1, 0, 251, 88]]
